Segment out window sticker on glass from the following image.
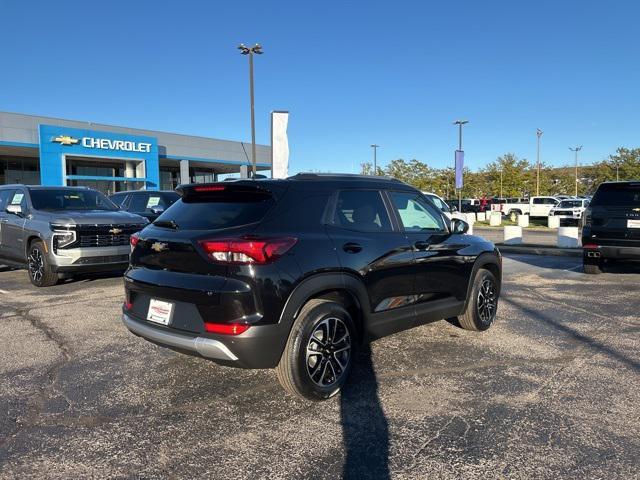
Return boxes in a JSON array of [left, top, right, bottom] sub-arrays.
[[147, 196, 161, 208], [11, 193, 24, 205]]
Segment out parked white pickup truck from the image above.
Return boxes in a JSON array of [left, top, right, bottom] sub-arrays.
[[499, 196, 560, 220], [549, 198, 590, 224]]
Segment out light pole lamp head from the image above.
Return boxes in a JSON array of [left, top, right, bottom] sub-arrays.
[[238, 43, 251, 55], [453, 120, 469, 126], [537, 128, 543, 137], [371, 144, 379, 149], [252, 44, 264, 54]]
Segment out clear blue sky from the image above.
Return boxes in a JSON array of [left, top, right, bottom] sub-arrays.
[[1, 0, 638, 174]]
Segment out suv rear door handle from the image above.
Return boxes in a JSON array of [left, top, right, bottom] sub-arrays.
[[414, 240, 430, 250], [342, 242, 362, 254]]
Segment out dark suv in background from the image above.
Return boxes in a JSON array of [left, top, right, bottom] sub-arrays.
[[109, 190, 179, 222], [582, 181, 640, 273], [0, 185, 147, 286], [122, 174, 502, 400]]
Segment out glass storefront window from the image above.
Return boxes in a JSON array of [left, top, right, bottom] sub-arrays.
[[160, 167, 180, 190], [190, 167, 217, 184], [0, 156, 41, 185]]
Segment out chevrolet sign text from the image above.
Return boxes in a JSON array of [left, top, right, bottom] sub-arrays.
[[81, 137, 152, 153]]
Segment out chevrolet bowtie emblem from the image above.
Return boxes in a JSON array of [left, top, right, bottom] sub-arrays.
[[109, 228, 123, 235], [151, 242, 168, 253], [52, 135, 79, 146]]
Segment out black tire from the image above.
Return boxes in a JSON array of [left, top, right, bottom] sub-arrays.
[[584, 261, 603, 274], [457, 269, 499, 331], [276, 299, 355, 401], [27, 240, 59, 287]]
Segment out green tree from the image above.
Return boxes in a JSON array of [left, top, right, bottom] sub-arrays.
[[481, 153, 531, 197]]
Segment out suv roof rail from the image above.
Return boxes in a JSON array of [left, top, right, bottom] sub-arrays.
[[289, 172, 402, 182]]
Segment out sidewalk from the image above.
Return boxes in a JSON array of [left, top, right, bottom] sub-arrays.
[[473, 226, 583, 257], [474, 226, 560, 246]]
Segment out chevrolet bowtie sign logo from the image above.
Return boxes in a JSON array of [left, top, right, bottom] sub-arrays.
[[52, 135, 80, 146]]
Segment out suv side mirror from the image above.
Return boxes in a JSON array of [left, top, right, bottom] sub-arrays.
[[451, 218, 469, 234], [6, 204, 23, 217], [150, 205, 165, 215]]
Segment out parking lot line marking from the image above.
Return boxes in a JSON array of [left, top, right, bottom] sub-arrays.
[[0, 289, 8, 294]]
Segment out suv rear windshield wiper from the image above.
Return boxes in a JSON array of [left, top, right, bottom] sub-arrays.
[[153, 220, 179, 230]]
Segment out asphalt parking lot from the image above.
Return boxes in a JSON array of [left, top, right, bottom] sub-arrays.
[[0, 255, 639, 479]]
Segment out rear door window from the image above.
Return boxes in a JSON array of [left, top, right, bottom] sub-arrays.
[[332, 190, 392, 232]]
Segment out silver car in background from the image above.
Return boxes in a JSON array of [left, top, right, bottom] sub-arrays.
[[0, 185, 147, 286]]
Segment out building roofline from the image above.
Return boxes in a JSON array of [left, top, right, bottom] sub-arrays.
[[0, 110, 270, 148]]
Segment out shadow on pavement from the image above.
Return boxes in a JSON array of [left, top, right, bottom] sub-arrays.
[[504, 297, 640, 373], [340, 343, 390, 479], [505, 253, 640, 275]]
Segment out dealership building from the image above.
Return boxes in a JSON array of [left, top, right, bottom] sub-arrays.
[[0, 111, 273, 194]]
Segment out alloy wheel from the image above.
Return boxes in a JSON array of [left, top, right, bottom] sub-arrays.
[[305, 317, 351, 387], [477, 278, 497, 323], [28, 248, 44, 283]]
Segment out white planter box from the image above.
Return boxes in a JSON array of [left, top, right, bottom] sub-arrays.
[[548, 216, 560, 228], [489, 212, 502, 226], [557, 227, 580, 248], [504, 226, 523, 245]]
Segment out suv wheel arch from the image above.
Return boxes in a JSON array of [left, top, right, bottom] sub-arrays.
[[279, 272, 370, 342], [461, 251, 502, 312]]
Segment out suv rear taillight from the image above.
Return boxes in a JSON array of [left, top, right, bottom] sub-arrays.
[[130, 233, 140, 251], [199, 237, 297, 265]]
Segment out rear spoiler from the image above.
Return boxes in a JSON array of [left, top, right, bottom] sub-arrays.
[[176, 182, 274, 201]]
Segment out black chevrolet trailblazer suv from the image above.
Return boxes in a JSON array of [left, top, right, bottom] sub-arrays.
[[122, 174, 502, 400]]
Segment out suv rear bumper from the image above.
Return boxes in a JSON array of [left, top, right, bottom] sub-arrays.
[[122, 311, 288, 369], [123, 312, 238, 362], [585, 245, 640, 260]]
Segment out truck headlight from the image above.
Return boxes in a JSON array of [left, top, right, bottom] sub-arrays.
[[52, 231, 76, 252]]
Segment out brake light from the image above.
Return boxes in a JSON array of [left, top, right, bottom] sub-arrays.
[[199, 237, 297, 264], [203, 322, 250, 335], [130, 233, 140, 249], [194, 185, 226, 192], [583, 243, 598, 249]]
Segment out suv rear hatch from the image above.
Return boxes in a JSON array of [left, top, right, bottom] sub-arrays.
[[587, 182, 640, 242], [126, 182, 289, 332]]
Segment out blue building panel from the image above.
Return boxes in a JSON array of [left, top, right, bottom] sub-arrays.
[[38, 125, 160, 190]]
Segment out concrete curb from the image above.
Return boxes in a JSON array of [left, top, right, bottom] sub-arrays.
[[496, 244, 583, 257]]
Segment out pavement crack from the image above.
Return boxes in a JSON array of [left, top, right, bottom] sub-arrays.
[[0, 307, 75, 449]]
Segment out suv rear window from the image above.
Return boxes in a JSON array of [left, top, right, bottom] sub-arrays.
[[591, 183, 640, 207], [156, 191, 274, 230]]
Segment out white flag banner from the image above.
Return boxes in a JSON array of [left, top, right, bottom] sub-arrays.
[[271, 111, 289, 179]]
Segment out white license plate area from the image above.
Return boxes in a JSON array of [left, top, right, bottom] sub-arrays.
[[628, 220, 640, 229], [147, 299, 174, 325]]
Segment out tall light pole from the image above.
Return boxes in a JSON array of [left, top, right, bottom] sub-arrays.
[[453, 120, 469, 212], [238, 43, 263, 178], [536, 128, 543, 196], [371, 144, 379, 175], [569, 146, 582, 196], [500, 167, 503, 198]]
